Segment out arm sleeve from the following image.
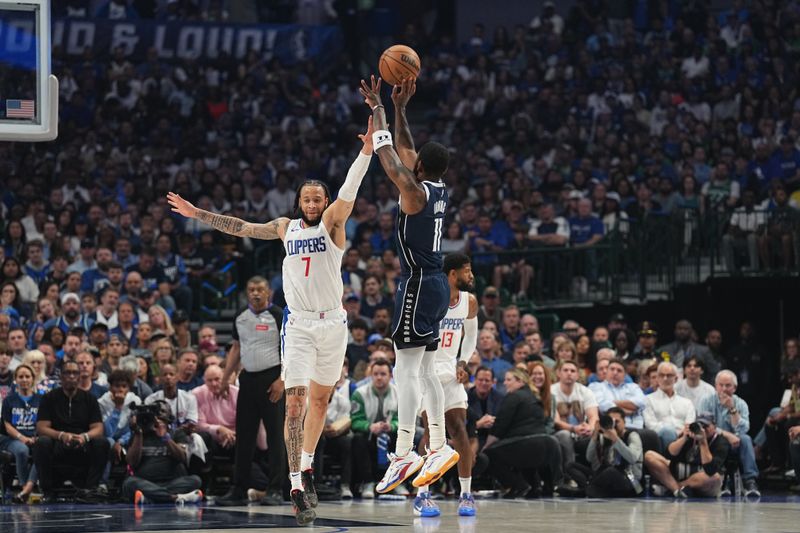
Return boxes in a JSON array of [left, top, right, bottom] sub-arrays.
[[735, 398, 750, 434], [459, 317, 478, 363], [338, 152, 371, 202]]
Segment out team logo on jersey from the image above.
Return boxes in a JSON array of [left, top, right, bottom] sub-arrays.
[[286, 236, 327, 256], [433, 200, 446, 214]]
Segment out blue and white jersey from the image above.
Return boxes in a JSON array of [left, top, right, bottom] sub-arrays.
[[396, 181, 448, 275], [282, 218, 345, 313]]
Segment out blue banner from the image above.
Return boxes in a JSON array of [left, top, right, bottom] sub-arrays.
[[47, 17, 343, 66]]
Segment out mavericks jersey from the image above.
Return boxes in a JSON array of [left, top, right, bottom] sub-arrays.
[[282, 218, 344, 313], [434, 290, 470, 379], [397, 181, 448, 275]]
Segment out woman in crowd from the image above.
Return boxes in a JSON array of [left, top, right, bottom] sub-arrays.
[[482, 368, 562, 498], [1, 257, 39, 307], [0, 281, 23, 325], [0, 364, 40, 503], [22, 349, 58, 395], [528, 361, 558, 435], [147, 304, 175, 339]]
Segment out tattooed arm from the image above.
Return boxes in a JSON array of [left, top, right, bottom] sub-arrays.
[[359, 76, 427, 215], [167, 192, 289, 240]]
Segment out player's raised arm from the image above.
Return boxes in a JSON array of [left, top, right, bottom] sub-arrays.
[[360, 75, 427, 215], [391, 78, 417, 170], [167, 192, 289, 241], [324, 116, 374, 230]]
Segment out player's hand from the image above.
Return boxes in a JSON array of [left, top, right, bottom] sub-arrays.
[[358, 116, 375, 155], [456, 363, 469, 385], [167, 192, 198, 219], [219, 378, 231, 399], [391, 77, 416, 108], [268, 379, 285, 403], [360, 75, 383, 108]]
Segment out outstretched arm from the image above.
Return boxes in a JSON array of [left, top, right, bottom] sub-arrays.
[[323, 117, 374, 245], [167, 192, 289, 240], [392, 78, 417, 170], [360, 76, 427, 215]]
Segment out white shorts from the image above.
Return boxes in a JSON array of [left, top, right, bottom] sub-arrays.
[[421, 373, 468, 414], [281, 307, 347, 389]]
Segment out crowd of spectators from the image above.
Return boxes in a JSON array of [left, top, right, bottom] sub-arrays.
[[1, 0, 800, 505]]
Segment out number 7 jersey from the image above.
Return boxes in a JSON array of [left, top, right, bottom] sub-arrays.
[[282, 218, 345, 313], [434, 290, 470, 379]]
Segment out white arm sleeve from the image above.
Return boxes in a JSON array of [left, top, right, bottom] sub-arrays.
[[459, 316, 479, 363], [338, 151, 371, 202]]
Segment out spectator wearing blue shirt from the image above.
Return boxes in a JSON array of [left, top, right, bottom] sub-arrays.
[[0, 364, 41, 503], [175, 349, 204, 392], [80, 247, 114, 295], [498, 305, 524, 353], [477, 329, 512, 395], [592, 359, 646, 429], [98, 370, 141, 471], [698, 370, 760, 497], [155, 235, 192, 313], [767, 136, 800, 186], [126, 247, 168, 298], [76, 351, 109, 400], [44, 292, 94, 334], [569, 199, 605, 287], [368, 213, 397, 254], [468, 211, 515, 281], [22, 240, 49, 286]]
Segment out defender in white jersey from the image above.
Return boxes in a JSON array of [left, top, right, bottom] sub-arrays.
[[415, 253, 479, 518], [166, 117, 375, 525]]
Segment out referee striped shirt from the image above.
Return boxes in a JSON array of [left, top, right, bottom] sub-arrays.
[[231, 305, 283, 372]]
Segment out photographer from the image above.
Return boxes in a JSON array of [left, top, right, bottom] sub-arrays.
[[643, 413, 728, 498], [34, 360, 109, 502], [98, 370, 141, 478], [565, 407, 642, 498], [122, 401, 203, 505]]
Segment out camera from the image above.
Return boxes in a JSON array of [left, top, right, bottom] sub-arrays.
[[130, 401, 172, 432], [599, 414, 615, 431], [689, 422, 703, 436]]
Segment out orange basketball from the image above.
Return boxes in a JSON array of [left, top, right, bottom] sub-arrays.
[[379, 45, 421, 86]]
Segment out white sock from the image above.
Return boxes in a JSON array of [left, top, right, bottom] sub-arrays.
[[420, 350, 446, 449], [300, 450, 315, 471], [396, 425, 415, 456], [459, 477, 472, 495], [417, 484, 429, 495], [393, 346, 426, 456], [289, 471, 303, 491]]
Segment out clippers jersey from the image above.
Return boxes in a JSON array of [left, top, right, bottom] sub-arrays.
[[434, 290, 470, 379], [282, 218, 344, 313], [396, 181, 448, 275]]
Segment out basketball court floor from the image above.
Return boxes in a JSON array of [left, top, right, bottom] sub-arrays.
[[3, 496, 800, 533]]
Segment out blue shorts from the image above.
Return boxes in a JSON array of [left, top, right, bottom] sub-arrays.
[[391, 271, 449, 350]]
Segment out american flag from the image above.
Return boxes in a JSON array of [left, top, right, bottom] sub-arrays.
[[6, 99, 35, 118]]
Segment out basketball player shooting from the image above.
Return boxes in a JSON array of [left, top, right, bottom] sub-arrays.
[[359, 75, 459, 493], [166, 119, 375, 525]]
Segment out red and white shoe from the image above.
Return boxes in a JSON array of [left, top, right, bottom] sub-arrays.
[[376, 451, 424, 494], [412, 445, 460, 487]]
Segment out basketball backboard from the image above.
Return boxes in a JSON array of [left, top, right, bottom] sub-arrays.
[[0, 0, 57, 141]]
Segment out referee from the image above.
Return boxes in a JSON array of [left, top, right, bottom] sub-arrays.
[[216, 276, 286, 506]]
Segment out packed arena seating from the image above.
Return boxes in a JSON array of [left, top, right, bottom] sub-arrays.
[[0, 0, 799, 504]]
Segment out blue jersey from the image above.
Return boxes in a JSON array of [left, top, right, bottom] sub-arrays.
[[396, 181, 448, 275]]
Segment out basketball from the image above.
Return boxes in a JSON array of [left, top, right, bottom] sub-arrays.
[[379, 44, 421, 86]]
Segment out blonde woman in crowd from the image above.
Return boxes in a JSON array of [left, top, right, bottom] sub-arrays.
[[21, 349, 57, 394]]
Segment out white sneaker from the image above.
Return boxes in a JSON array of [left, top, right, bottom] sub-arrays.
[[340, 484, 353, 500], [175, 489, 204, 505], [412, 445, 460, 488], [376, 452, 424, 493], [361, 482, 375, 499], [247, 488, 265, 502]]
